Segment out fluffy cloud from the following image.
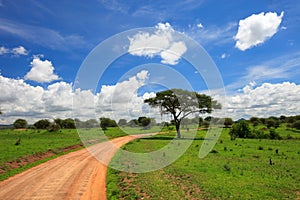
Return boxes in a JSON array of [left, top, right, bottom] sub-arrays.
[[235, 12, 284, 51], [0, 71, 158, 124], [0, 45, 28, 56], [128, 22, 187, 65], [94, 70, 156, 119], [24, 56, 60, 83], [12, 46, 28, 55], [223, 82, 300, 119]]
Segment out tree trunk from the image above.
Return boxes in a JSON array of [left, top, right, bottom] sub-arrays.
[[175, 123, 181, 138]]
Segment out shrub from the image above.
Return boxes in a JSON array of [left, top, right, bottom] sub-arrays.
[[13, 119, 28, 129], [229, 121, 251, 140], [48, 123, 61, 132], [292, 120, 300, 130], [269, 128, 281, 140]]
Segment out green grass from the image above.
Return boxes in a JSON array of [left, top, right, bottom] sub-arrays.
[[107, 128, 300, 199], [0, 129, 81, 164]]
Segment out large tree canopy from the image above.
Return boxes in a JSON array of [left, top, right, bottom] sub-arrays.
[[13, 119, 28, 129], [144, 89, 221, 138]]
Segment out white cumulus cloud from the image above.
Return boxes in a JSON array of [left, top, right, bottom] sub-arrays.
[[128, 22, 187, 65], [0, 71, 159, 124], [235, 11, 284, 51], [12, 46, 29, 56], [0, 45, 28, 56], [94, 70, 153, 119], [224, 82, 300, 119], [24, 56, 60, 83]]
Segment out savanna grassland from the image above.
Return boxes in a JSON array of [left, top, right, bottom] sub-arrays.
[[107, 127, 300, 199]]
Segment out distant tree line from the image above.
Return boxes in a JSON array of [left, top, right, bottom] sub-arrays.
[[100, 116, 155, 130], [228, 115, 300, 140], [12, 118, 77, 132], [10, 114, 300, 136]]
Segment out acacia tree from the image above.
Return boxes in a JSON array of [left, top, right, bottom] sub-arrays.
[[144, 89, 221, 138], [13, 119, 28, 129]]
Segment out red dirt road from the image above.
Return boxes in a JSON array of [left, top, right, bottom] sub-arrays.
[[0, 134, 153, 200]]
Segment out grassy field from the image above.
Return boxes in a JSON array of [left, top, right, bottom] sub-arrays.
[[107, 128, 300, 199], [0, 126, 161, 181]]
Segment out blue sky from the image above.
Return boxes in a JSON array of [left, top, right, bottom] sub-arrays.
[[1, 0, 300, 123]]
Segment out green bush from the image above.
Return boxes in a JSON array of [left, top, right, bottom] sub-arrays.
[[229, 121, 251, 140], [292, 120, 300, 130], [269, 128, 281, 140]]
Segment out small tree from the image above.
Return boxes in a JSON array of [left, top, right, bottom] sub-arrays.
[[13, 119, 28, 129], [224, 118, 233, 128], [54, 118, 63, 128], [62, 118, 76, 129], [141, 117, 151, 129], [100, 117, 117, 131], [34, 119, 51, 129], [48, 123, 61, 132], [229, 121, 251, 140], [144, 89, 221, 138]]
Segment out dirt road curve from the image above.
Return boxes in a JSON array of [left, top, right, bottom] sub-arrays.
[[0, 134, 153, 200]]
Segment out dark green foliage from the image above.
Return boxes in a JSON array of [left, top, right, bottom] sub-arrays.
[[292, 120, 300, 130], [62, 118, 76, 129], [13, 119, 28, 129], [250, 117, 260, 126], [224, 118, 233, 128], [266, 119, 280, 129], [269, 128, 281, 140], [34, 119, 51, 129], [100, 117, 117, 130], [47, 123, 61, 132], [229, 121, 251, 140], [140, 117, 151, 128]]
